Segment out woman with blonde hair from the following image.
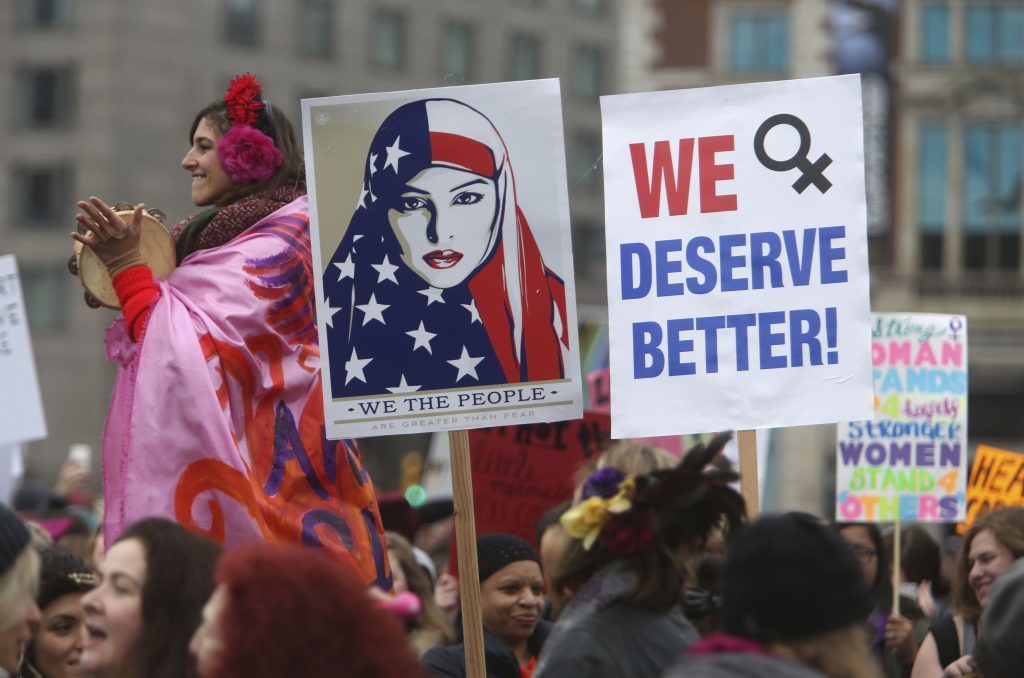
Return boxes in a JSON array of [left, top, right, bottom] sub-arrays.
[[385, 531, 455, 656], [0, 504, 42, 675]]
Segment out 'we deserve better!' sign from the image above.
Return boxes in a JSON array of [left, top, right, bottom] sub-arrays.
[[601, 75, 873, 437]]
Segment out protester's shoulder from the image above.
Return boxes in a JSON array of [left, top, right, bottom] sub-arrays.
[[536, 628, 617, 678], [666, 652, 828, 678], [422, 643, 467, 678], [592, 601, 698, 642]]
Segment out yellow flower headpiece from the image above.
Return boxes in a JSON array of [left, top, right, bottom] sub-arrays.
[[560, 474, 636, 550]]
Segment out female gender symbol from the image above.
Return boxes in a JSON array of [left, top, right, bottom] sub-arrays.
[[753, 113, 833, 194]]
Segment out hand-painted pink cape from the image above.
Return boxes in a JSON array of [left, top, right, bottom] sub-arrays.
[[103, 196, 389, 587]]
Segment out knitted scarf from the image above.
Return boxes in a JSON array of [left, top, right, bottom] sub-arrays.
[[172, 182, 305, 263]]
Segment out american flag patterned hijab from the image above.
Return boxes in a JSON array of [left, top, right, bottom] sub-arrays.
[[322, 99, 569, 398]]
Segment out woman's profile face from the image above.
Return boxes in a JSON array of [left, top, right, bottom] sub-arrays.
[[79, 538, 146, 676], [189, 585, 227, 678], [182, 117, 234, 208], [33, 592, 87, 678], [387, 166, 499, 289]]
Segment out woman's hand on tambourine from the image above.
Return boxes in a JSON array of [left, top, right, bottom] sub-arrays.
[[72, 198, 146, 274]]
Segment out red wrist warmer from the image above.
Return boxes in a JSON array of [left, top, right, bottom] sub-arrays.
[[112, 265, 159, 342]]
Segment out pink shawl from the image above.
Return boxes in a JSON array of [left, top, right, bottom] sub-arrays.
[[103, 197, 389, 587]]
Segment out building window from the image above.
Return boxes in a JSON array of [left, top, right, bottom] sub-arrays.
[[16, 0, 74, 28], [918, 122, 948, 270], [440, 21, 475, 82], [571, 44, 603, 98], [297, 0, 332, 59], [921, 3, 950, 63], [224, 0, 261, 47], [370, 10, 406, 71], [730, 10, 789, 73], [13, 65, 76, 127], [570, 131, 602, 191], [962, 123, 1022, 270], [19, 265, 67, 332], [508, 33, 541, 81], [10, 164, 73, 227], [573, 0, 605, 15], [965, 3, 1024, 64]]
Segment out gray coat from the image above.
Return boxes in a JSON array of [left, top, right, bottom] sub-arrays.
[[664, 651, 827, 678], [534, 603, 698, 678]]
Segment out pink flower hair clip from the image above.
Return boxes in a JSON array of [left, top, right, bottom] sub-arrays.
[[217, 72, 283, 184]]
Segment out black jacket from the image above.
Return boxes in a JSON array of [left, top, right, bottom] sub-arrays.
[[423, 619, 552, 678]]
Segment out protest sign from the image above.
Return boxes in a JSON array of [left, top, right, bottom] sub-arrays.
[[836, 313, 968, 522], [0, 256, 47, 447], [962, 445, 1023, 530], [601, 75, 873, 438], [304, 80, 582, 439], [467, 411, 610, 547]]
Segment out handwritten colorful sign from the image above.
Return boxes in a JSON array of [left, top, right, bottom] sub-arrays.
[[836, 313, 968, 522], [0, 256, 47, 447], [962, 445, 1023, 529], [304, 80, 582, 438], [601, 75, 873, 437], [467, 411, 610, 548]]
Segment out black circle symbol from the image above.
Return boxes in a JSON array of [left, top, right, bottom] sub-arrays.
[[753, 113, 833, 194]]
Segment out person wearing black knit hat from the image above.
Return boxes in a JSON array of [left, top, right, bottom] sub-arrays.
[[0, 503, 42, 675], [17, 547, 97, 678], [423, 533, 549, 677], [666, 512, 881, 678]]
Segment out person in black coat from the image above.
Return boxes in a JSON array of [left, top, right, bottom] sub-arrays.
[[424, 534, 549, 677]]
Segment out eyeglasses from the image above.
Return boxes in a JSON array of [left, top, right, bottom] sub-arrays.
[[850, 546, 877, 562]]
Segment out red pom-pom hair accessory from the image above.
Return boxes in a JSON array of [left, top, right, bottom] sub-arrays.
[[217, 72, 283, 184]]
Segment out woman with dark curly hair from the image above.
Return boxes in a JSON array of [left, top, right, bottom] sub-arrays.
[[189, 543, 420, 678], [534, 434, 745, 678]]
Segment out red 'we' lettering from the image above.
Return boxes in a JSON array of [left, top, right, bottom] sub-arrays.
[[628, 135, 738, 218]]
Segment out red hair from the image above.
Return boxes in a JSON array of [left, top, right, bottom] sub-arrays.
[[212, 544, 421, 678]]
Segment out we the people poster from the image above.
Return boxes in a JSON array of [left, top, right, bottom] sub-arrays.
[[303, 80, 582, 438]]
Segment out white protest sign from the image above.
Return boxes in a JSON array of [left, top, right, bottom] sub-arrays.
[[602, 75, 873, 437], [0, 255, 47, 446], [836, 313, 968, 522], [304, 80, 582, 438]]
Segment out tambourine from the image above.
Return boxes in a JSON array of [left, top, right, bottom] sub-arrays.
[[68, 204, 175, 310]]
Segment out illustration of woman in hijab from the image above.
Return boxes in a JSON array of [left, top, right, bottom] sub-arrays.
[[323, 98, 569, 398]]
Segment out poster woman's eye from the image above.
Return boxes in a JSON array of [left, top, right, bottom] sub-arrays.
[[400, 196, 429, 211], [452, 191, 484, 206]]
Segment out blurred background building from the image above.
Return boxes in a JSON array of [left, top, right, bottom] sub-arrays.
[[2, 0, 1022, 516], [1, 0, 617, 486]]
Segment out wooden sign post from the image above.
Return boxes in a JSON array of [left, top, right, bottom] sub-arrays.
[[738, 429, 760, 518], [449, 429, 486, 678]]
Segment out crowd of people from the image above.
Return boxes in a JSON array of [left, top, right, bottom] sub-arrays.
[[6, 446, 1024, 678], [9, 71, 1019, 678]]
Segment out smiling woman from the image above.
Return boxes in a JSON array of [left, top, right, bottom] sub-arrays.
[[323, 98, 570, 398], [423, 534, 550, 677], [67, 72, 389, 588], [18, 548, 96, 678]]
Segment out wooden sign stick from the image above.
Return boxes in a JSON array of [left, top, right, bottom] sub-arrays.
[[738, 429, 760, 518], [892, 517, 901, 617], [448, 429, 486, 678]]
